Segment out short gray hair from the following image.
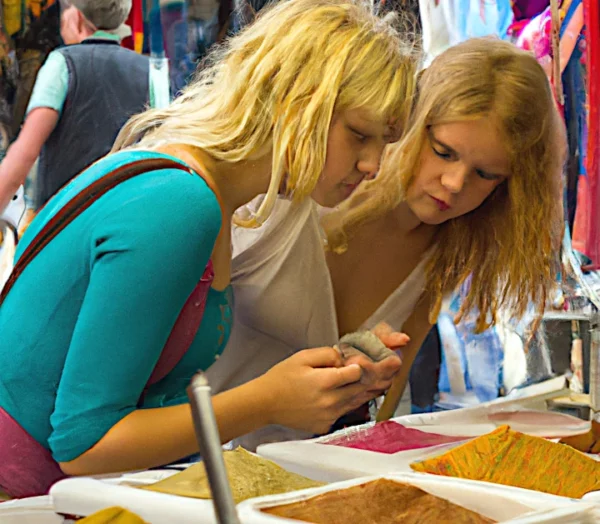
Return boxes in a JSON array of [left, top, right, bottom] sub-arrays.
[[62, 0, 132, 30]]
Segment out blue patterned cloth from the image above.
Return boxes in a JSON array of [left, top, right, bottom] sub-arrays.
[[456, 0, 514, 42], [437, 292, 505, 406]]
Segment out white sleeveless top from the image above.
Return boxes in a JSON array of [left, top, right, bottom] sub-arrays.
[[206, 197, 428, 450]]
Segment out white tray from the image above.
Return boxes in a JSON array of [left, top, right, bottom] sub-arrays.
[[257, 407, 589, 482], [257, 433, 465, 482], [50, 472, 218, 524], [396, 406, 590, 439], [237, 472, 600, 523], [0, 496, 64, 524]]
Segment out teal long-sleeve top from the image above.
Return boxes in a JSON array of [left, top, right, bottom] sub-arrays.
[[0, 150, 233, 463]]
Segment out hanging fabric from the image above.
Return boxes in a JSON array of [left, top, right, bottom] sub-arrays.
[[572, 0, 599, 266], [583, 0, 599, 265], [121, 0, 144, 53], [513, 1, 588, 240], [0, 0, 17, 157], [512, 0, 551, 21], [1, 0, 61, 136], [419, 0, 513, 66], [2, 0, 23, 37], [437, 291, 506, 407], [514, 8, 553, 74], [560, 0, 587, 230]]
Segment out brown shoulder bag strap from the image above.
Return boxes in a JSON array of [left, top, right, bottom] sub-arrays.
[[0, 157, 194, 305]]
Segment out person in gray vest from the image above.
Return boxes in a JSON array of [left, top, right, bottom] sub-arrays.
[[0, 0, 149, 214]]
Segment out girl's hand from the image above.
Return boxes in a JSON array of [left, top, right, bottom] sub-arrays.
[[257, 347, 370, 435], [343, 353, 402, 398]]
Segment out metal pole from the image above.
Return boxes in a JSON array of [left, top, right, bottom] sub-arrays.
[[148, 0, 171, 109], [187, 373, 240, 524], [589, 315, 600, 419]]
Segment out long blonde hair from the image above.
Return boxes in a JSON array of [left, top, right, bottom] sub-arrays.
[[113, 0, 417, 227], [324, 38, 566, 332]]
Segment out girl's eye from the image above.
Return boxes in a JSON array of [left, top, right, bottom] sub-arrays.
[[432, 145, 453, 160], [476, 169, 501, 181], [350, 128, 368, 142]]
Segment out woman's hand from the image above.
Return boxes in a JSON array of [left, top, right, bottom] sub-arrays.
[[252, 326, 408, 435], [342, 322, 407, 398], [371, 321, 410, 352], [255, 347, 371, 435], [343, 353, 402, 399]]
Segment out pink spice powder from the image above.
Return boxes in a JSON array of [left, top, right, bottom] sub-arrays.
[[321, 421, 469, 454]]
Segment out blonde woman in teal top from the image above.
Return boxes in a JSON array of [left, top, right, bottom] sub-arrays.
[[1, 150, 230, 463], [0, 0, 416, 491]]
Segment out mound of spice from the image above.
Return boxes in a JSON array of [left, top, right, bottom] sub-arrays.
[[143, 447, 324, 503], [321, 420, 469, 454], [262, 478, 494, 523], [411, 425, 600, 498]]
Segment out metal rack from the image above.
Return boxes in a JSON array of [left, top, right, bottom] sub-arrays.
[[562, 227, 600, 420]]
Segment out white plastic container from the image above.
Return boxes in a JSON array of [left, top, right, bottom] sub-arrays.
[[258, 431, 467, 482], [396, 406, 590, 439], [237, 473, 600, 524], [0, 496, 64, 524], [257, 407, 589, 482], [50, 473, 218, 524]]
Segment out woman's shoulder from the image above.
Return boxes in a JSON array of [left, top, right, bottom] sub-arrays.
[[21, 151, 222, 256], [54, 150, 220, 218], [231, 196, 316, 261], [93, 151, 223, 243], [85, 150, 215, 193]]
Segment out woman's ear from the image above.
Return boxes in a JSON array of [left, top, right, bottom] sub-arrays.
[[60, 6, 79, 44], [74, 7, 90, 36], [60, 6, 91, 44]]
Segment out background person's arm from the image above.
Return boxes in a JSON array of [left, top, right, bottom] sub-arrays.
[[0, 108, 58, 212], [0, 50, 68, 213]]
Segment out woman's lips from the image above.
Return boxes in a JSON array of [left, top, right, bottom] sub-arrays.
[[341, 184, 359, 198], [430, 196, 450, 211], [342, 177, 365, 196]]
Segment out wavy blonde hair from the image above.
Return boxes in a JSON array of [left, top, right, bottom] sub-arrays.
[[112, 0, 417, 227], [324, 38, 566, 332]]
